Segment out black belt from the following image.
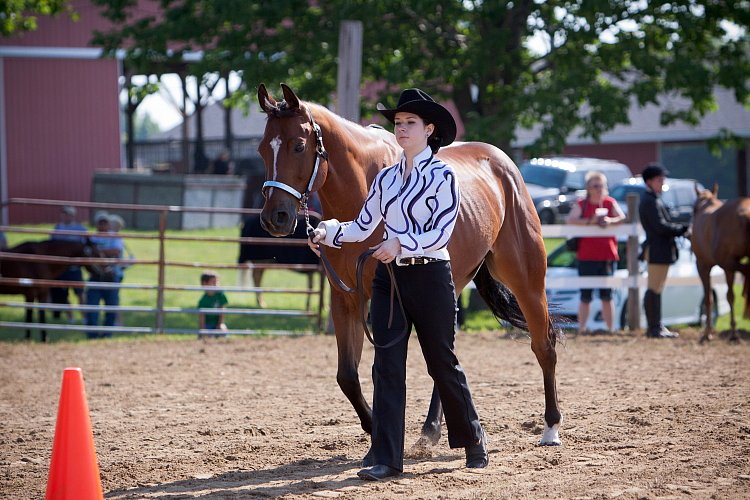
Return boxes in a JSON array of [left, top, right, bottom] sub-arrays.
[[395, 256, 442, 266]]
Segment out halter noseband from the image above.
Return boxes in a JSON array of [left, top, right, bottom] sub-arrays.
[[262, 112, 328, 203]]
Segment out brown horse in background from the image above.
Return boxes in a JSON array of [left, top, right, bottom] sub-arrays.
[[256, 83, 562, 451], [691, 184, 750, 342], [0, 239, 100, 341]]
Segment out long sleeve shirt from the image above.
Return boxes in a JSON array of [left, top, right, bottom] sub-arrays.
[[318, 146, 460, 260]]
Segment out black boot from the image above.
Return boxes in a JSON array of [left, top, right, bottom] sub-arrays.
[[644, 290, 676, 338], [465, 430, 489, 468], [644, 290, 658, 337]]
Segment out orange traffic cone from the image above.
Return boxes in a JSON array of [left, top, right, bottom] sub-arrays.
[[45, 368, 103, 500]]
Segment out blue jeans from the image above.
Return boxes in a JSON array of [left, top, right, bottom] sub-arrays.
[[85, 285, 119, 338]]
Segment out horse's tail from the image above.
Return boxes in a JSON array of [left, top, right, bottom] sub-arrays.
[[743, 270, 750, 320], [472, 262, 561, 341]]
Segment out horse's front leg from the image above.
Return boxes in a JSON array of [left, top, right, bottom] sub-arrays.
[[39, 306, 47, 342], [331, 292, 372, 433], [697, 263, 714, 343]]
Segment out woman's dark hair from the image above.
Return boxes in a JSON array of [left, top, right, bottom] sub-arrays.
[[423, 118, 442, 154]]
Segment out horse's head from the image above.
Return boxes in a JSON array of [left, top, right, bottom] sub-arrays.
[[693, 182, 720, 216], [257, 83, 329, 236]]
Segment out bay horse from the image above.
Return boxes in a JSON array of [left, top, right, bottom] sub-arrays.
[[256, 83, 562, 451], [0, 239, 100, 341], [691, 184, 750, 342]]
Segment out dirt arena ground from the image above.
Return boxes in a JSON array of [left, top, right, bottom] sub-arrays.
[[2, 328, 749, 499]]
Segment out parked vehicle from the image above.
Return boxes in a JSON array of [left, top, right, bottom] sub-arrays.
[[610, 177, 705, 224], [519, 156, 632, 224], [545, 238, 730, 331]]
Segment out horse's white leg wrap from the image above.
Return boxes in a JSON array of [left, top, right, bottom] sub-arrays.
[[539, 421, 562, 446]]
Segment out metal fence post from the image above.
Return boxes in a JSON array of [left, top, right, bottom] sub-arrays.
[[155, 209, 167, 333], [626, 193, 641, 331]]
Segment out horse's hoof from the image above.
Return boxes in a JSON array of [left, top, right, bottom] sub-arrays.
[[406, 435, 436, 459], [538, 422, 562, 446]]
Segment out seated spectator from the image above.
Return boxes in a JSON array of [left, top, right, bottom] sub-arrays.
[[198, 271, 228, 338]]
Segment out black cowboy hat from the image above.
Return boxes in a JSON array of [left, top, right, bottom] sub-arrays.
[[377, 88, 457, 147]]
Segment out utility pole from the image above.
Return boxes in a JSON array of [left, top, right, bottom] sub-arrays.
[[335, 21, 363, 122]]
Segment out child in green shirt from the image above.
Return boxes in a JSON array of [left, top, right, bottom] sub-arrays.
[[198, 271, 228, 338]]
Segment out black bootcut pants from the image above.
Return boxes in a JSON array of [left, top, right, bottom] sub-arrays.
[[369, 260, 482, 471]]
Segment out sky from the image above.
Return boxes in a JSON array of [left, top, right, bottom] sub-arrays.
[[135, 72, 243, 131]]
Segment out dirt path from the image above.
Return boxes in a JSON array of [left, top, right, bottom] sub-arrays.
[[2, 329, 749, 499]]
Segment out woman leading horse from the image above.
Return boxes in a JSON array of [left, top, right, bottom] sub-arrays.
[[256, 84, 562, 460], [308, 88, 487, 480]]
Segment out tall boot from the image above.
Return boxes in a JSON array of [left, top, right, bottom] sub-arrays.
[[643, 290, 661, 337], [654, 292, 678, 338]]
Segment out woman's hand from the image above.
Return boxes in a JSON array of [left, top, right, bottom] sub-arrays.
[[371, 238, 401, 264], [307, 227, 326, 256]]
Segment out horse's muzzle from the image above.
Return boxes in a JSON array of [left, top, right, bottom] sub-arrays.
[[260, 209, 298, 237]]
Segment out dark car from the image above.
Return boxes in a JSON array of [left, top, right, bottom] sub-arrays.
[[520, 156, 632, 224], [609, 177, 705, 224]]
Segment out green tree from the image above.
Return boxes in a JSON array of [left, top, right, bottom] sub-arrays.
[[90, 0, 749, 154], [1, 0, 76, 36]]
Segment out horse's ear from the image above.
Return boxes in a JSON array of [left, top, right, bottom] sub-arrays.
[[258, 83, 277, 114], [280, 83, 300, 110], [712, 182, 719, 197]]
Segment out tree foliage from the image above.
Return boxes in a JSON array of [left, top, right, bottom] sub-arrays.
[[1, 0, 75, 36], [90, 0, 750, 154]]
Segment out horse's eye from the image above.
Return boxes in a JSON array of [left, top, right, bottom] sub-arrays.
[[294, 142, 305, 153]]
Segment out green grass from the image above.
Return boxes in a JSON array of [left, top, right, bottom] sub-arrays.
[[1, 225, 325, 341], [2, 231, 747, 341]]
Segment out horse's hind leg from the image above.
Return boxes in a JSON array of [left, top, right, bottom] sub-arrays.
[[39, 307, 47, 343], [697, 263, 714, 343], [487, 253, 562, 445], [408, 384, 443, 457]]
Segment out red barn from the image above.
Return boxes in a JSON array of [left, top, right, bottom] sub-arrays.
[[0, 1, 125, 224]]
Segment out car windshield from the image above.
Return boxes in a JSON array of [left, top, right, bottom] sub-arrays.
[[520, 165, 567, 188], [610, 184, 645, 203]]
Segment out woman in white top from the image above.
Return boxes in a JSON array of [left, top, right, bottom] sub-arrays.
[[309, 88, 487, 480]]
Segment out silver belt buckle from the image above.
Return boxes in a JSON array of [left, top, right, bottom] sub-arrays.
[[396, 257, 414, 266]]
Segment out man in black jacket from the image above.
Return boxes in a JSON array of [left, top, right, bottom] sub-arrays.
[[639, 163, 690, 338]]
